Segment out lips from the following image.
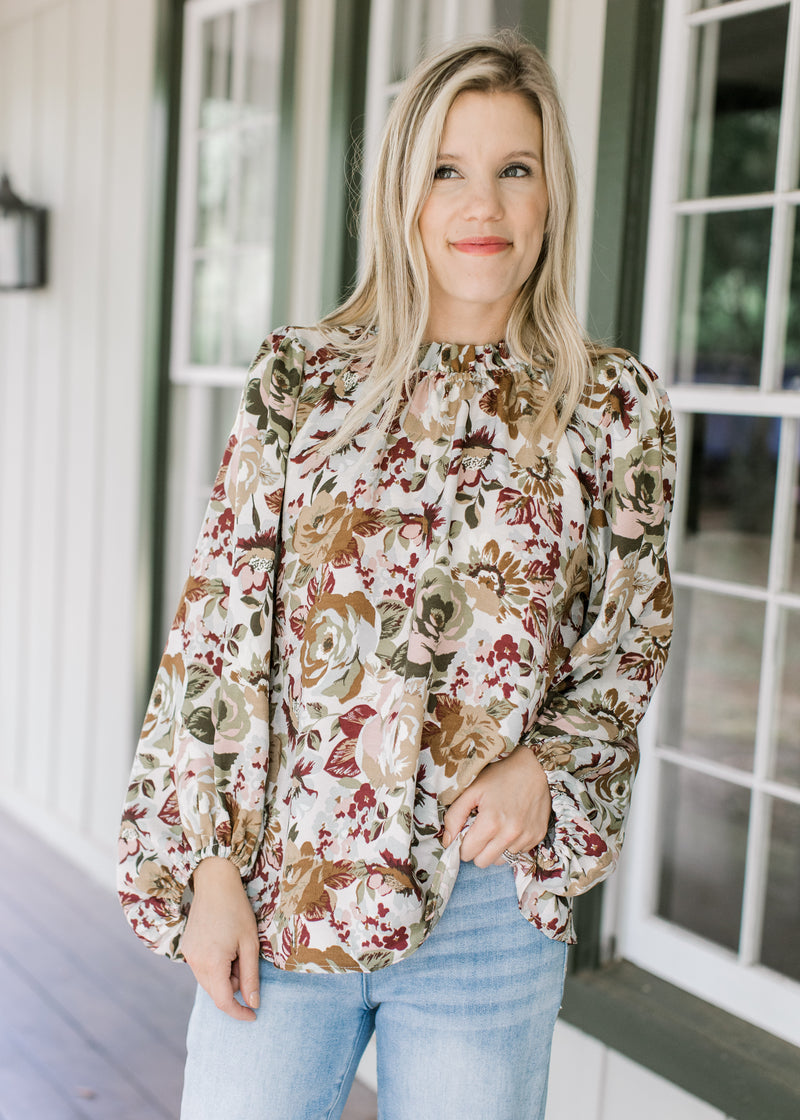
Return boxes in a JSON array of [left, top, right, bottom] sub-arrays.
[[450, 237, 511, 256]]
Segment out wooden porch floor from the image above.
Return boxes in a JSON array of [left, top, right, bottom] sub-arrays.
[[0, 810, 377, 1119]]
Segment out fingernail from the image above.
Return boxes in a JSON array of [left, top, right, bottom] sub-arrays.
[[249, 991, 260, 1009]]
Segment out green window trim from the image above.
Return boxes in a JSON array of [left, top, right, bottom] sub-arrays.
[[587, 0, 664, 350], [269, 0, 300, 328], [141, 0, 184, 697], [320, 0, 371, 315]]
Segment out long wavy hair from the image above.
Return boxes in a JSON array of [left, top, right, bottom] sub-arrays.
[[317, 31, 601, 454]]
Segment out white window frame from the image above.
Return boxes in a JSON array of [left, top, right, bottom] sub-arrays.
[[619, 0, 800, 1047], [171, 0, 286, 391], [165, 0, 292, 605]]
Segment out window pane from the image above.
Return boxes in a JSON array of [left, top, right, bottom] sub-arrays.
[[200, 13, 235, 129], [786, 425, 800, 594], [685, 7, 787, 199], [237, 125, 278, 244], [190, 256, 229, 365], [678, 413, 778, 585], [164, 383, 244, 612], [243, 0, 283, 116], [674, 209, 771, 386], [773, 608, 800, 788], [761, 797, 800, 982], [169, 383, 243, 495], [391, 0, 427, 81], [231, 250, 272, 367], [661, 588, 763, 770], [657, 764, 749, 952], [206, 384, 244, 480], [785, 207, 800, 390], [195, 132, 233, 247]]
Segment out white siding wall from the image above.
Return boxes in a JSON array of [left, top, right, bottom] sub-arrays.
[[0, 0, 158, 881]]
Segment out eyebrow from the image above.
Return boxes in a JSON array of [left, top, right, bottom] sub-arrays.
[[436, 149, 543, 163]]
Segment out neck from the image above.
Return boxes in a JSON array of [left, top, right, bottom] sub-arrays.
[[423, 304, 510, 345]]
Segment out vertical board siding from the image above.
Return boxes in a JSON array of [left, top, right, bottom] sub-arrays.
[[54, 0, 109, 835], [24, 2, 70, 809], [0, 18, 36, 798], [90, 0, 157, 845], [0, 0, 157, 882]]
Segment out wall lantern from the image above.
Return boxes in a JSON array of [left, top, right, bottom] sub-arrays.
[[0, 174, 48, 290]]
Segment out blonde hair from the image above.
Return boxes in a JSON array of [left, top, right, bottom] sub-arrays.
[[318, 31, 598, 454]]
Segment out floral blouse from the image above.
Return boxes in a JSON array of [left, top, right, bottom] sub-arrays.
[[118, 325, 675, 970]]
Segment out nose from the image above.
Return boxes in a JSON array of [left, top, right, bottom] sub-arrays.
[[461, 176, 503, 221]]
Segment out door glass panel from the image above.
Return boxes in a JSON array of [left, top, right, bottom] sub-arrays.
[[685, 7, 788, 199], [200, 12, 236, 129], [657, 764, 749, 952], [673, 209, 771, 386], [761, 796, 800, 981], [190, 256, 229, 365], [785, 208, 800, 390], [660, 588, 763, 770], [678, 413, 778, 585], [773, 609, 800, 788]]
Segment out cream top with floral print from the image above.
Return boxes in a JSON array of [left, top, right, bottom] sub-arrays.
[[118, 326, 675, 970]]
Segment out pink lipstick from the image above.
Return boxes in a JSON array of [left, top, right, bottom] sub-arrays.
[[451, 237, 510, 255]]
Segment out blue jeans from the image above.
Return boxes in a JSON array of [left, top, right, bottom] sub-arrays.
[[181, 861, 567, 1120]]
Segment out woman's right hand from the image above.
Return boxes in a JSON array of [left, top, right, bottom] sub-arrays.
[[181, 856, 261, 1021]]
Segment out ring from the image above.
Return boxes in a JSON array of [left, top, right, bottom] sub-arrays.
[[503, 848, 520, 863]]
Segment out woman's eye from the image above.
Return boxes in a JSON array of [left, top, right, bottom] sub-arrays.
[[500, 163, 532, 178], [433, 165, 459, 180]]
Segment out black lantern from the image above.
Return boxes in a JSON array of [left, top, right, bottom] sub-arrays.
[[0, 174, 47, 290]]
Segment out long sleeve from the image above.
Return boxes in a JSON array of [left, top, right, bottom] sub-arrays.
[[118, 330, 305, 957], [516, 357, 676, 936]]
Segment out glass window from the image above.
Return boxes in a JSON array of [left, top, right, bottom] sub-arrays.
[[190, 257, 229, 365], [677, 413, 778, 585], [674, 208, 772, 386], [195, 132, 234, 248], [623, 0, 800, 1043], [787, 426, 800, 594], [773, 608, 800, 788], [237, 124, 278, 244], [785, 208, 800, 390], [761, 796, 800, 981], [231, 249, 272, 366], [657, 764, 750, 952], [390, 0, 431, 82], [169, 0, 290, 624], [243, 0, 283, 112], [684, 6, 788, 199], [180, 0, 285, 374], [200, 13, 236, 129], [661, 588, 763, 771]]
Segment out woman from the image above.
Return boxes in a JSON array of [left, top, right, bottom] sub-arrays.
[[119, 31, 675, 1120]]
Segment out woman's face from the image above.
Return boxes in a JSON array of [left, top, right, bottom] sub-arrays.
[[418, 90, 548, 344]]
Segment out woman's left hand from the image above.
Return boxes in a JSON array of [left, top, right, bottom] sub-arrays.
[[442, 749, 552, 867]]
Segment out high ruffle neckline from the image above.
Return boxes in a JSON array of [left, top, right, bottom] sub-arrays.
[[418, 340, 518, 377]]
